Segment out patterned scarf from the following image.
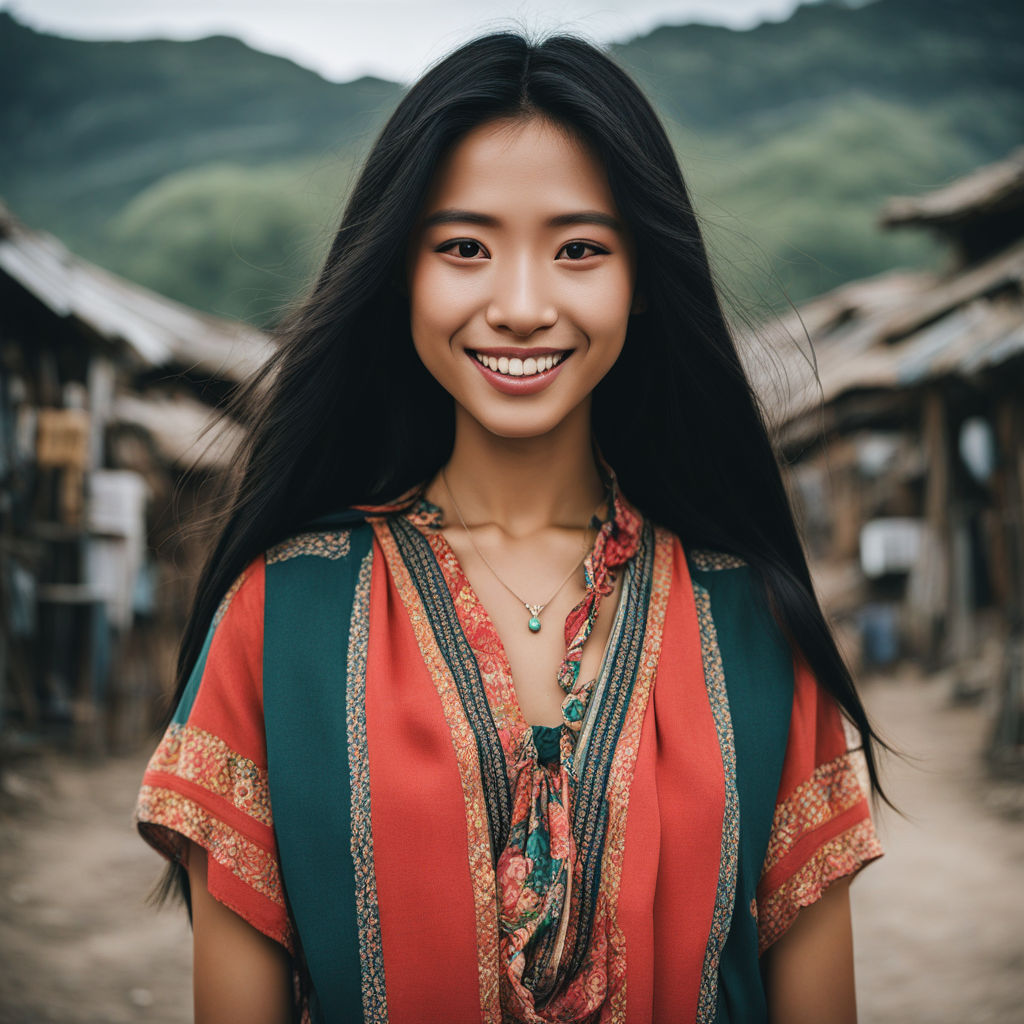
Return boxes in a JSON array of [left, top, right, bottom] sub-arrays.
[[496, 468, 643, 1022]]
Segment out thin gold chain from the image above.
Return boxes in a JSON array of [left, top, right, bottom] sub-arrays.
[[440, 467, 606, 628]]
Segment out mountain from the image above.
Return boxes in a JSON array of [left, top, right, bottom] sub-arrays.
[[609, 0, 1024, 305], [0, 12, 400, 245], [613, 0, 1021, 137], [1, 0, 1022, 323]]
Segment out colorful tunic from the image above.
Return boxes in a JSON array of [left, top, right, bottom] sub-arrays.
[[135, 480, 882, 1023]]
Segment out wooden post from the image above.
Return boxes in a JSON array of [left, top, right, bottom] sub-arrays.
[[830, 437, 862, 561], [989, 391, 1024, 769], [909, 388, 952, 668]]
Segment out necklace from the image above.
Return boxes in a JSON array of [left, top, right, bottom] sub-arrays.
[[440, 467, 607, 634]]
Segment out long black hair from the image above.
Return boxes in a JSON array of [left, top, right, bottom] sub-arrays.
[[162, 30, 891, 909]]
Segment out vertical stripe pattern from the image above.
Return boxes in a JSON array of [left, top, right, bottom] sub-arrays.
[[692, 581, 740, 1022], [387, 515, 513, 857], [369, 517, 504, 1021], [346, 547, 388, 1022]]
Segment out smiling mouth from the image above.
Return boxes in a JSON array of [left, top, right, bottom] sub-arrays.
[[469, 350, 570, 377]]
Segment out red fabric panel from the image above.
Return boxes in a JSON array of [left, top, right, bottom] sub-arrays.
[[138, 555, 293, 949], [189, 556, 267, 744], [364, 534, 486, 1022], [622, 538, 725, 1022], [774, 656, 849, 800], [763, 655, 875, 894], [756, 656, 883, 949]]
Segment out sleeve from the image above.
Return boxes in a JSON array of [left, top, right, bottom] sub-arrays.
[[134, 553, 294, 953], [754, 656, 883, 953]]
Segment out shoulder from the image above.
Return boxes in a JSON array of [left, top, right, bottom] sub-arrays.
[[208, 513, 378, 635], [683, 547, 771, 630], [261, 509, 377, 568], [684, 547, 767, 632], [683, 544, 794, 712], [679, 546, 782, 658]]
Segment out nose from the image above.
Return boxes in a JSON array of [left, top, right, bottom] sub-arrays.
[[484, 253, 558, 337]]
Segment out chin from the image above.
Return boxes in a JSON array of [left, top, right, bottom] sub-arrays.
[[464, 397, 586, 442], [478, 416, 564, 441]]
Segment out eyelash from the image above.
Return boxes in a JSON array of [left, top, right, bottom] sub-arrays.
[[435, 239, 609, 261]]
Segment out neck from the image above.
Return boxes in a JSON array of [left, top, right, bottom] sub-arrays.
[[433, 399, 607, 538]]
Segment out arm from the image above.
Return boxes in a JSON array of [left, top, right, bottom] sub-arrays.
[[186, 840, 293, 1024], [761, 876, 856, 1024]]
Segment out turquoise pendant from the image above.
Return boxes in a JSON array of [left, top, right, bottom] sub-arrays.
[[526, 604, 543, 633]]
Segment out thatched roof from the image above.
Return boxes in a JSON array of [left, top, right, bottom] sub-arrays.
[[880, 147, 1024, 231], [746, 235, 1024, 448], [111, 392, 243, 471], [0, 201, 273, 383]]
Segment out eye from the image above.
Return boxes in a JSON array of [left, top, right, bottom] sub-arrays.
[[557, 241, 609, 261], [436, 239, 489, 259]]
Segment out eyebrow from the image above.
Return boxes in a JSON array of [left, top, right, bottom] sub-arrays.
[[420, 208, 623, 232]]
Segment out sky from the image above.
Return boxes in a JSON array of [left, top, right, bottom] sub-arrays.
[[6, 0, 809, 83]]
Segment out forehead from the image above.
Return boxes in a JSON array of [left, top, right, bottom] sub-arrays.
[[423, 116, 617, 215]]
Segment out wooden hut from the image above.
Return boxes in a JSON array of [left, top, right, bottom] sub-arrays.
[[748, 148, 1024, 765], [0, 201, 272, 753]]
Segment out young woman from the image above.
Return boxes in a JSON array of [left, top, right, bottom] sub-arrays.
[[136, 31, 885, 1024]]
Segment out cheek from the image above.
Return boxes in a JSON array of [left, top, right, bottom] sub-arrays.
[[409, 260, 479, 341], [570, 268, 635, 339]]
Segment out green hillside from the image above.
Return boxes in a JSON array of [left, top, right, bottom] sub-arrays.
[[0, 11, 400, 248], [2, 0, 1022, 324], [611, 0, 1024, 310]]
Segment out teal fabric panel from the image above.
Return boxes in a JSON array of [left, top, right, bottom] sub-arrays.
[[263, 519, 374, 1024], [532, 724, 561, 764], [689, 561, 794, 1024], [171, 613, 218, 726]]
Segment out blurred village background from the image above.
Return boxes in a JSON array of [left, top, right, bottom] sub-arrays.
[[0, 0, 1023, 1020]]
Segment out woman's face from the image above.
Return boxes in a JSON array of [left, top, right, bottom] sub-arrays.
[[407, 115, 639, 440]]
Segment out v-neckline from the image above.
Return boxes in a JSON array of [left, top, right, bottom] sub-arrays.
[[401, 494, 628, 735]]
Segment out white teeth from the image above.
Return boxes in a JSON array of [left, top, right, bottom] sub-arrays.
[[472, 351, 568, 377]]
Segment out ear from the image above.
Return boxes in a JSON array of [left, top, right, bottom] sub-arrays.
[[630, 291, 647, 315]]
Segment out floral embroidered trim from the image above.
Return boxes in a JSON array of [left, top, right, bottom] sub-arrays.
[[266, 530, 351, 564], [756, 818, 883, 953], [762, 752, 869, 875], [144, 723, 272, 827], [346, 547, 389, 1023], [538, 514, 649, 994], [387, 515, 513, 856], [370, 518, 503, 1023], [135, 785, 293, 950], [692, 579, 740, 1023], [212, 568, 247, 627], [596, 524, 675, 1020], [689, 549, 747, 571]]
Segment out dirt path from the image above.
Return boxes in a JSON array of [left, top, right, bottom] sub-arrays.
[[0, 667, 1022, 1023], [853, 667, 1024, 1024], [0, 747, 191, 1024]]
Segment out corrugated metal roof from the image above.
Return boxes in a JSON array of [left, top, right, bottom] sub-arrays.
[[0, 201, 274, 383]]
